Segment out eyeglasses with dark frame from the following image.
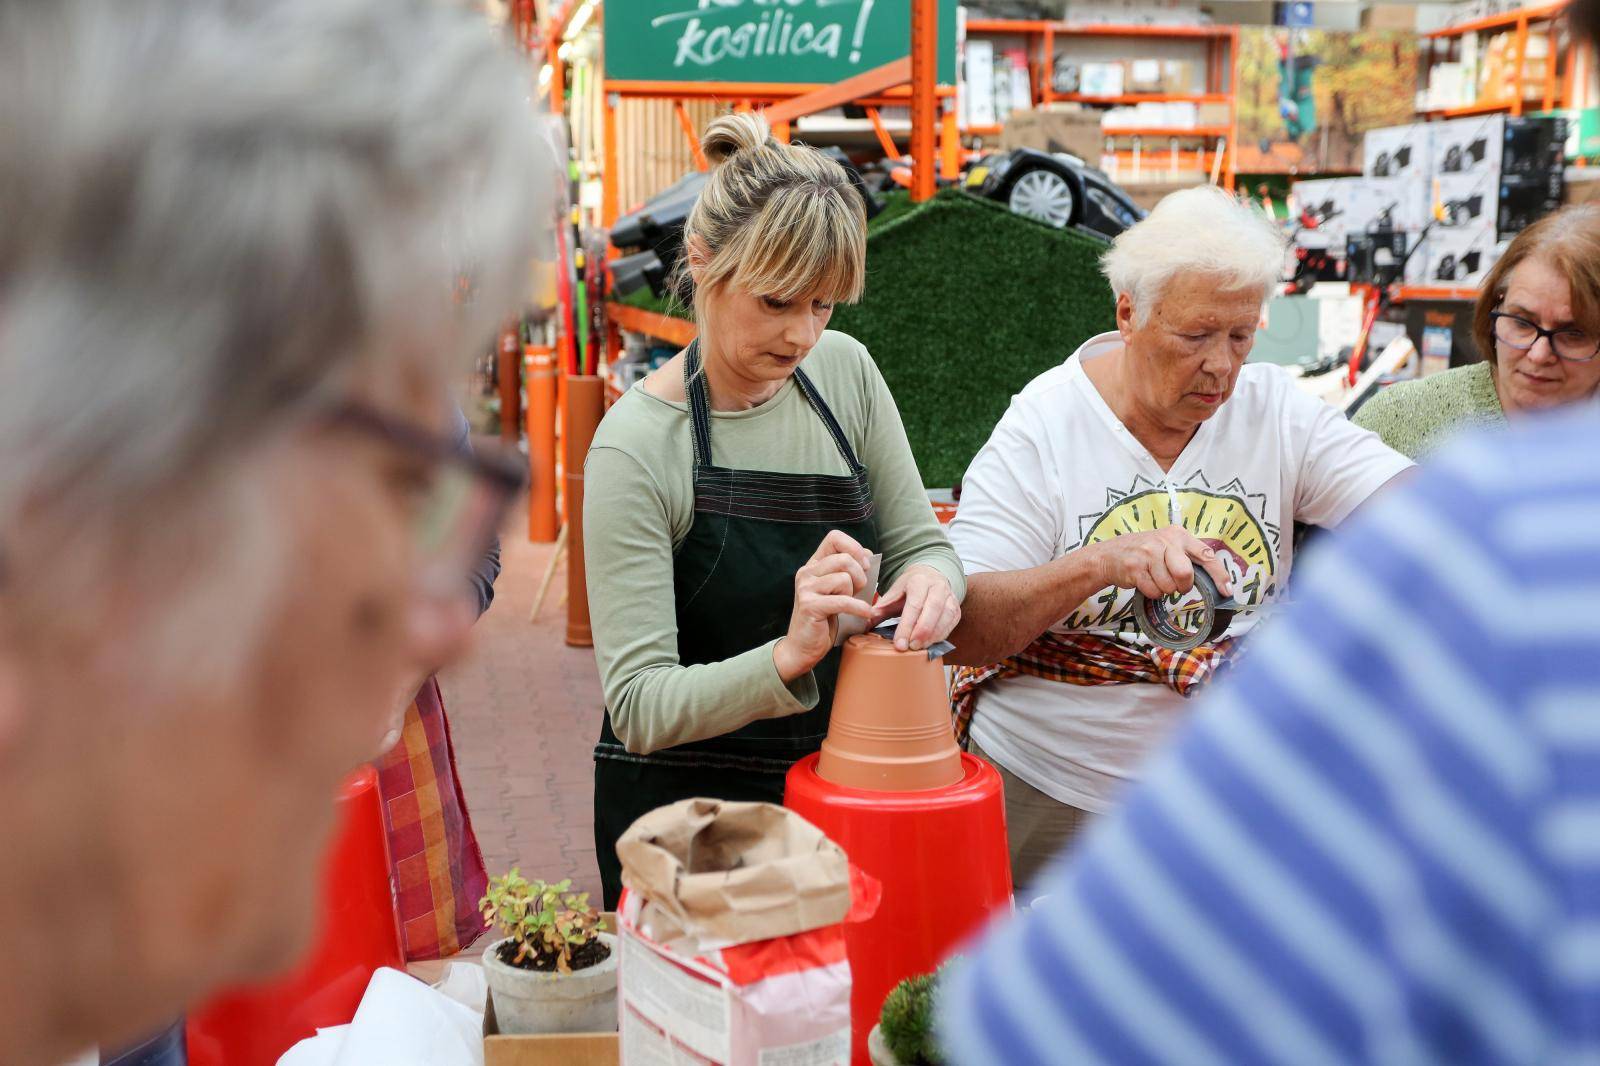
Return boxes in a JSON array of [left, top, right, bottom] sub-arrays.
[[324, 400, 526, 593], [1490, 310, 1600, 363]]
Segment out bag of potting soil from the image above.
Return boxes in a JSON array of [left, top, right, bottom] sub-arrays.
[[614, 798, 879, 1066]]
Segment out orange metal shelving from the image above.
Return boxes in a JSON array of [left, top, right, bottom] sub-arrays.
[[1418, 0, 1570, 118], [607, 301, 696, 347], [1101, 125, 1232, 137], [1395, 285, 1480, 302], [961, 19, 1240, 189]]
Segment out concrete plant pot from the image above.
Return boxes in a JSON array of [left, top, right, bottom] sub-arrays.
[[481, 932, 619, 1035]]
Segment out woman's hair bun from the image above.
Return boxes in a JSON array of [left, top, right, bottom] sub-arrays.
[[701, 111, 774, 166]]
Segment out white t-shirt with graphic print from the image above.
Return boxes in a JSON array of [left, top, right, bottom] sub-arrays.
[[950, 332, 1413, 813]]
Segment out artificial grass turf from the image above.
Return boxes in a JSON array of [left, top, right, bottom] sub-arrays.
[[831, 190, 1115, 487], [611, 188, 1115, 487]]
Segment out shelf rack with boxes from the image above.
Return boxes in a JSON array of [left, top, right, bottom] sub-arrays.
[[962, 19, 1239, 189], [1418, 0, 1578, 118]]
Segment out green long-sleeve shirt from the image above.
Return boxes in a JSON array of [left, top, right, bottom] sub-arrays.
[[584, 330, 966, 755], [1351, 361, 1505, 460]]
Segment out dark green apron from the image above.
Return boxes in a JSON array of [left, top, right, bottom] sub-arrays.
[[592, 340, 880, 907]]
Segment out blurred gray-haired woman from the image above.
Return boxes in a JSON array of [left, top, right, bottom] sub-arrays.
[[0, 0, 549, 1060]]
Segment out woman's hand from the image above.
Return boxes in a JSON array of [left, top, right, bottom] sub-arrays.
[[773, 530, 875, 684], [871, 564, 961, 652], [1087, 526, 1234, 600]]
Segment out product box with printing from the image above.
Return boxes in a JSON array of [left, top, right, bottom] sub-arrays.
[[1291, 177, 1386, 246], [1364, 123, 1434, 181], [1502, 115, 1569, 176], [612, 799, 879, 1066], [1436, 169, 1501, 230], [1425, 224, 1505, 288], [1431, 114, 1506, 180], [1497, 170, 1564, 237], [1079, 61, 1125, 97], [1363, 176, 1434, 233]]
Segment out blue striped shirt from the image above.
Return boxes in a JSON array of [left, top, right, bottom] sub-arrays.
[[941, 410, 1600, 1066]]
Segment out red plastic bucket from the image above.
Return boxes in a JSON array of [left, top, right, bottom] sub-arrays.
[[785, 751, 1012, 1064], [186, 766, 403, 1066]]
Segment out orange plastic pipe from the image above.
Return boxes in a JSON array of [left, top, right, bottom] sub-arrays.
[[526, 343, 559, 543], [564, 375, 605, 647], [909, 0, 938, 201], [497, 322, 522, 446]]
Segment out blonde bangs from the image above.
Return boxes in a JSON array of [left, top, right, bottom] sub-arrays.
[[722, 184, 866, 305]]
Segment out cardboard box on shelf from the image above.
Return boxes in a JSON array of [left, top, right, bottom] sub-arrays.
[[1079, 62, 1125, 98], [1292, 177, 1388, 246], [1125, 58, 1164, 93], [1065, 0, 1204, 25], [1431, 114, 1505, 180], [1501, 115, 1569, 176], [1119, 177, 1208, 211], [965, 39, 997, 130], [1424, 224, 1506, 288], [1436, 168, 1501, 229], [1364, 176, 1434, 232], [1197, 101, 1231, 126], [1000, 107, 1105, 160], [1162, 60, 1197, 94], [1498, 170, 1564, 236], [1363, 3, 1418, 29], [1364, 124, 1434, 181], [1424, 62, 1474, 111]]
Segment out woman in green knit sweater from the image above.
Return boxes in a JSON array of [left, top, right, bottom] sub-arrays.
[[1354, 204, 1600, 458]]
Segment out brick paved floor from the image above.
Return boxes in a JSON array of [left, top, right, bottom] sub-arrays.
[[438, 492, 604, 901]]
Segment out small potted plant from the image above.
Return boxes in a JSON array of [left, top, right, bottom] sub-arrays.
[[870, 964, 953, 1066], [479, 869, 618, 1034]]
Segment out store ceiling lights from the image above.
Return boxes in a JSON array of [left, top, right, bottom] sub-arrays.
[[557, 40, 573, 61], [538, 63, 553, 87], [563, 0, 595, 41]]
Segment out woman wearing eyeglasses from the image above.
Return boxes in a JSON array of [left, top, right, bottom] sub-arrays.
[[1354, 204, 1600, 458], [583, 113, 965, 908]]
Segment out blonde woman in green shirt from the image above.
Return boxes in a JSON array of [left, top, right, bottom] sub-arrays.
[[1354, 205, 1600, 458], [585, 113, 965, 906]]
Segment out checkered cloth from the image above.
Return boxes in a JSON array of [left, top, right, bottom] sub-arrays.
[[951, 631, 1240, 746], [373, 677, 489, 961]]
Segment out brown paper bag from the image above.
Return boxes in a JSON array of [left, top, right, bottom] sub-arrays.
[[616, 798, 850, 951]]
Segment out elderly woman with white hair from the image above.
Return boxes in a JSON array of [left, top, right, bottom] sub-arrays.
[[0, 0, 545, 1062], [946, 186, 1412, 892]]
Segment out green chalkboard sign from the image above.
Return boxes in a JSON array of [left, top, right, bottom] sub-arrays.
[[604, 0, 957, 86]]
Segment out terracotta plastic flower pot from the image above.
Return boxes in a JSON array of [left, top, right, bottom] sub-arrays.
[[817, 634, 963, 792]]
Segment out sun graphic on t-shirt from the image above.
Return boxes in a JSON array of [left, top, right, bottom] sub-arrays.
[[1065, 472, 1280, 633]]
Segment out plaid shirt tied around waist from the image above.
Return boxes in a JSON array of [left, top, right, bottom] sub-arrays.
[[950, 631, 1240, 746]]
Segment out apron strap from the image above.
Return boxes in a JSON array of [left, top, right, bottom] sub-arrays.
[[683, 339, 716, 470], [793, 367, 864, 473], [682, 339, 863, 473]]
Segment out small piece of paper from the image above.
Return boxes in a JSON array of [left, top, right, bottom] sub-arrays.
[[831, 553, 882, 647], [869, 620, 955, 661]]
